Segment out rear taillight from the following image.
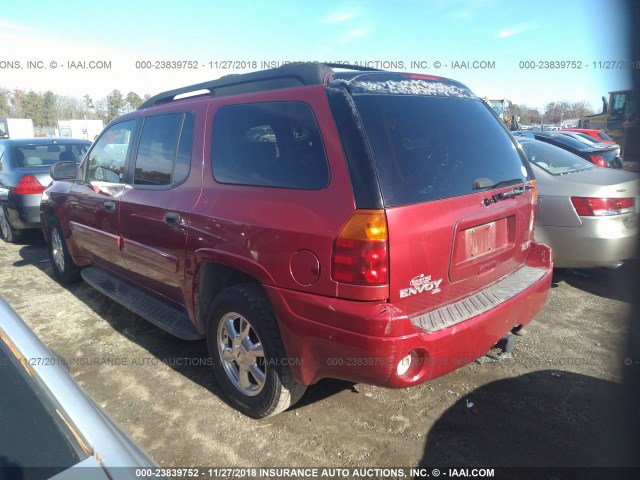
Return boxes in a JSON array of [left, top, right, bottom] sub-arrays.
[[13, 174, 45, 195], [589, 154, 608, 168], [529, 180, 538, 205], [570, 197, 635, 216], [332, 210, 388, 285]]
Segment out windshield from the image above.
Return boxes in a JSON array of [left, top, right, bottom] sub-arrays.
[[519, 140, 594, 176], [353, 95, 528, 207], [15, 144, 89, 167]]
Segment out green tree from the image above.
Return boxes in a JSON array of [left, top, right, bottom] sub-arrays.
[[42, 90, 57, 127], [106, 89, 124, 121], [125, 91, 143, 111], [23, 91, 45, 127]]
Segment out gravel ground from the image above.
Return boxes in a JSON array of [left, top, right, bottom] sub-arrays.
[[1, 232, 638, 469]]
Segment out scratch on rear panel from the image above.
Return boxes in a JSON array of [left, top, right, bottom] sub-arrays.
[[380, 305, 404, 335]]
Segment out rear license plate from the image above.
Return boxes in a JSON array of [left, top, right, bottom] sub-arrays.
[[462, 218, 508, 260]]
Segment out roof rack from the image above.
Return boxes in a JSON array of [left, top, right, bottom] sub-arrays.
[[137, 62, 383, 109]]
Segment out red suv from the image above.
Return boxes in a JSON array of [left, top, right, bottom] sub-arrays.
[[41, 64, 552, 418]]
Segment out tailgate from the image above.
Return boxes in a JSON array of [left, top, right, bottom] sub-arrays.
[[386, 188, 536, 317]]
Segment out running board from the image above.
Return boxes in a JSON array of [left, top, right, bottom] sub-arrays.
[[81, 267, 203, 340]]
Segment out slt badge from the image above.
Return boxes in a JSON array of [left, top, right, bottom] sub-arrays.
[[399, 274, 443, 298]]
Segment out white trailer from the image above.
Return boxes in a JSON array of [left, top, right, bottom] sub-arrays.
[[57, 119, 103, 141], [0, 118, 35, 139]]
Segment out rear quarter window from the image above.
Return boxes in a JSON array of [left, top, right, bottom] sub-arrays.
[[353, 95, 528, 207], [212, 102, 329, 190]]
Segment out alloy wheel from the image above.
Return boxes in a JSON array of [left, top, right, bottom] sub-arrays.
[[217, 312, 266, 396]]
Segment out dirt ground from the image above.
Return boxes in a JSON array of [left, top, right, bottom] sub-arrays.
[[1, 232, 638, 469]]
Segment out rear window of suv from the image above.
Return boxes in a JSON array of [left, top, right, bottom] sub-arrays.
[[353, 95, 528, 207], [212, 102, 329, 190]]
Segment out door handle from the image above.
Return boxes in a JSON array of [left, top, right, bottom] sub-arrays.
[[103, 201, 116, 212], [164, 212, 181, 226]]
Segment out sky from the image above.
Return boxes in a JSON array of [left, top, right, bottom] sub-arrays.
[[0, 0, 633, 112]]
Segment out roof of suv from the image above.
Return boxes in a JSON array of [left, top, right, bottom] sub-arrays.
[[138, 63, 476, 109]]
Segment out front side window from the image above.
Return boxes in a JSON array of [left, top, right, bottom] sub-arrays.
[[212, 102, 329, 190], [86, 120, 136, 183], [133, 112, 194, 186]]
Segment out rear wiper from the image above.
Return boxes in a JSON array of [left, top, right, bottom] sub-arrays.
[[493, 185, 527, 200], [473, 178, 532, 203], [473, 177, 523, 191]]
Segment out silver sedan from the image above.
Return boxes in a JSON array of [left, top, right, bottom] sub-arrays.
[[517, 138, 639, 268], [0, 296, 161, 479]]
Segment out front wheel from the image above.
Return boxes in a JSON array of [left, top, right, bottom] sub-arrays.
[[206, 283, 306, 418], [48, 218, 81, 283]]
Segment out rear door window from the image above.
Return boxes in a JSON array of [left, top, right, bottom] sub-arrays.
[[212, 102, 329, 190], [133, 112, 194, 187], [352, 95, 528, 207]]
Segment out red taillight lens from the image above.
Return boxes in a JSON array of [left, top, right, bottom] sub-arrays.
[[589, 154, 608, 168], [570, 197, 635, 216], [332, 210, 388, 285], [13, 174, 45, 195]]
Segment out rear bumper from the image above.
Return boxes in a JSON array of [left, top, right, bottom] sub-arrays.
[[535, 215, 637, 268], [5, 193, 42, 230], [268, 241, 552, 387]]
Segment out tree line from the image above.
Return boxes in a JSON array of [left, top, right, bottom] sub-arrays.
[[507, 100, 594, 126], [0, 88, 149, 128]]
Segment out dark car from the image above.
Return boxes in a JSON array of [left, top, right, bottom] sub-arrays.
[[41, 63, 552, 418], [0, 138, 90, 242], [520, 130, 622, 169], [0, 297, 160, 479]]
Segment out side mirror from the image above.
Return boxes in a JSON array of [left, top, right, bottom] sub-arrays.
[[50, 161, 79, 180]]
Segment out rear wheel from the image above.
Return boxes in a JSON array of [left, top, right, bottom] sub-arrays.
[[206, 283, 306, 418], [0, 206, 24, 243], [47, 218, 81, 283]]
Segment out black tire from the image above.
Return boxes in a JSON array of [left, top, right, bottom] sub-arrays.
[[0, 206, 24, 243], [206, 283, 306, 418], [47, 218, 81, 283]]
